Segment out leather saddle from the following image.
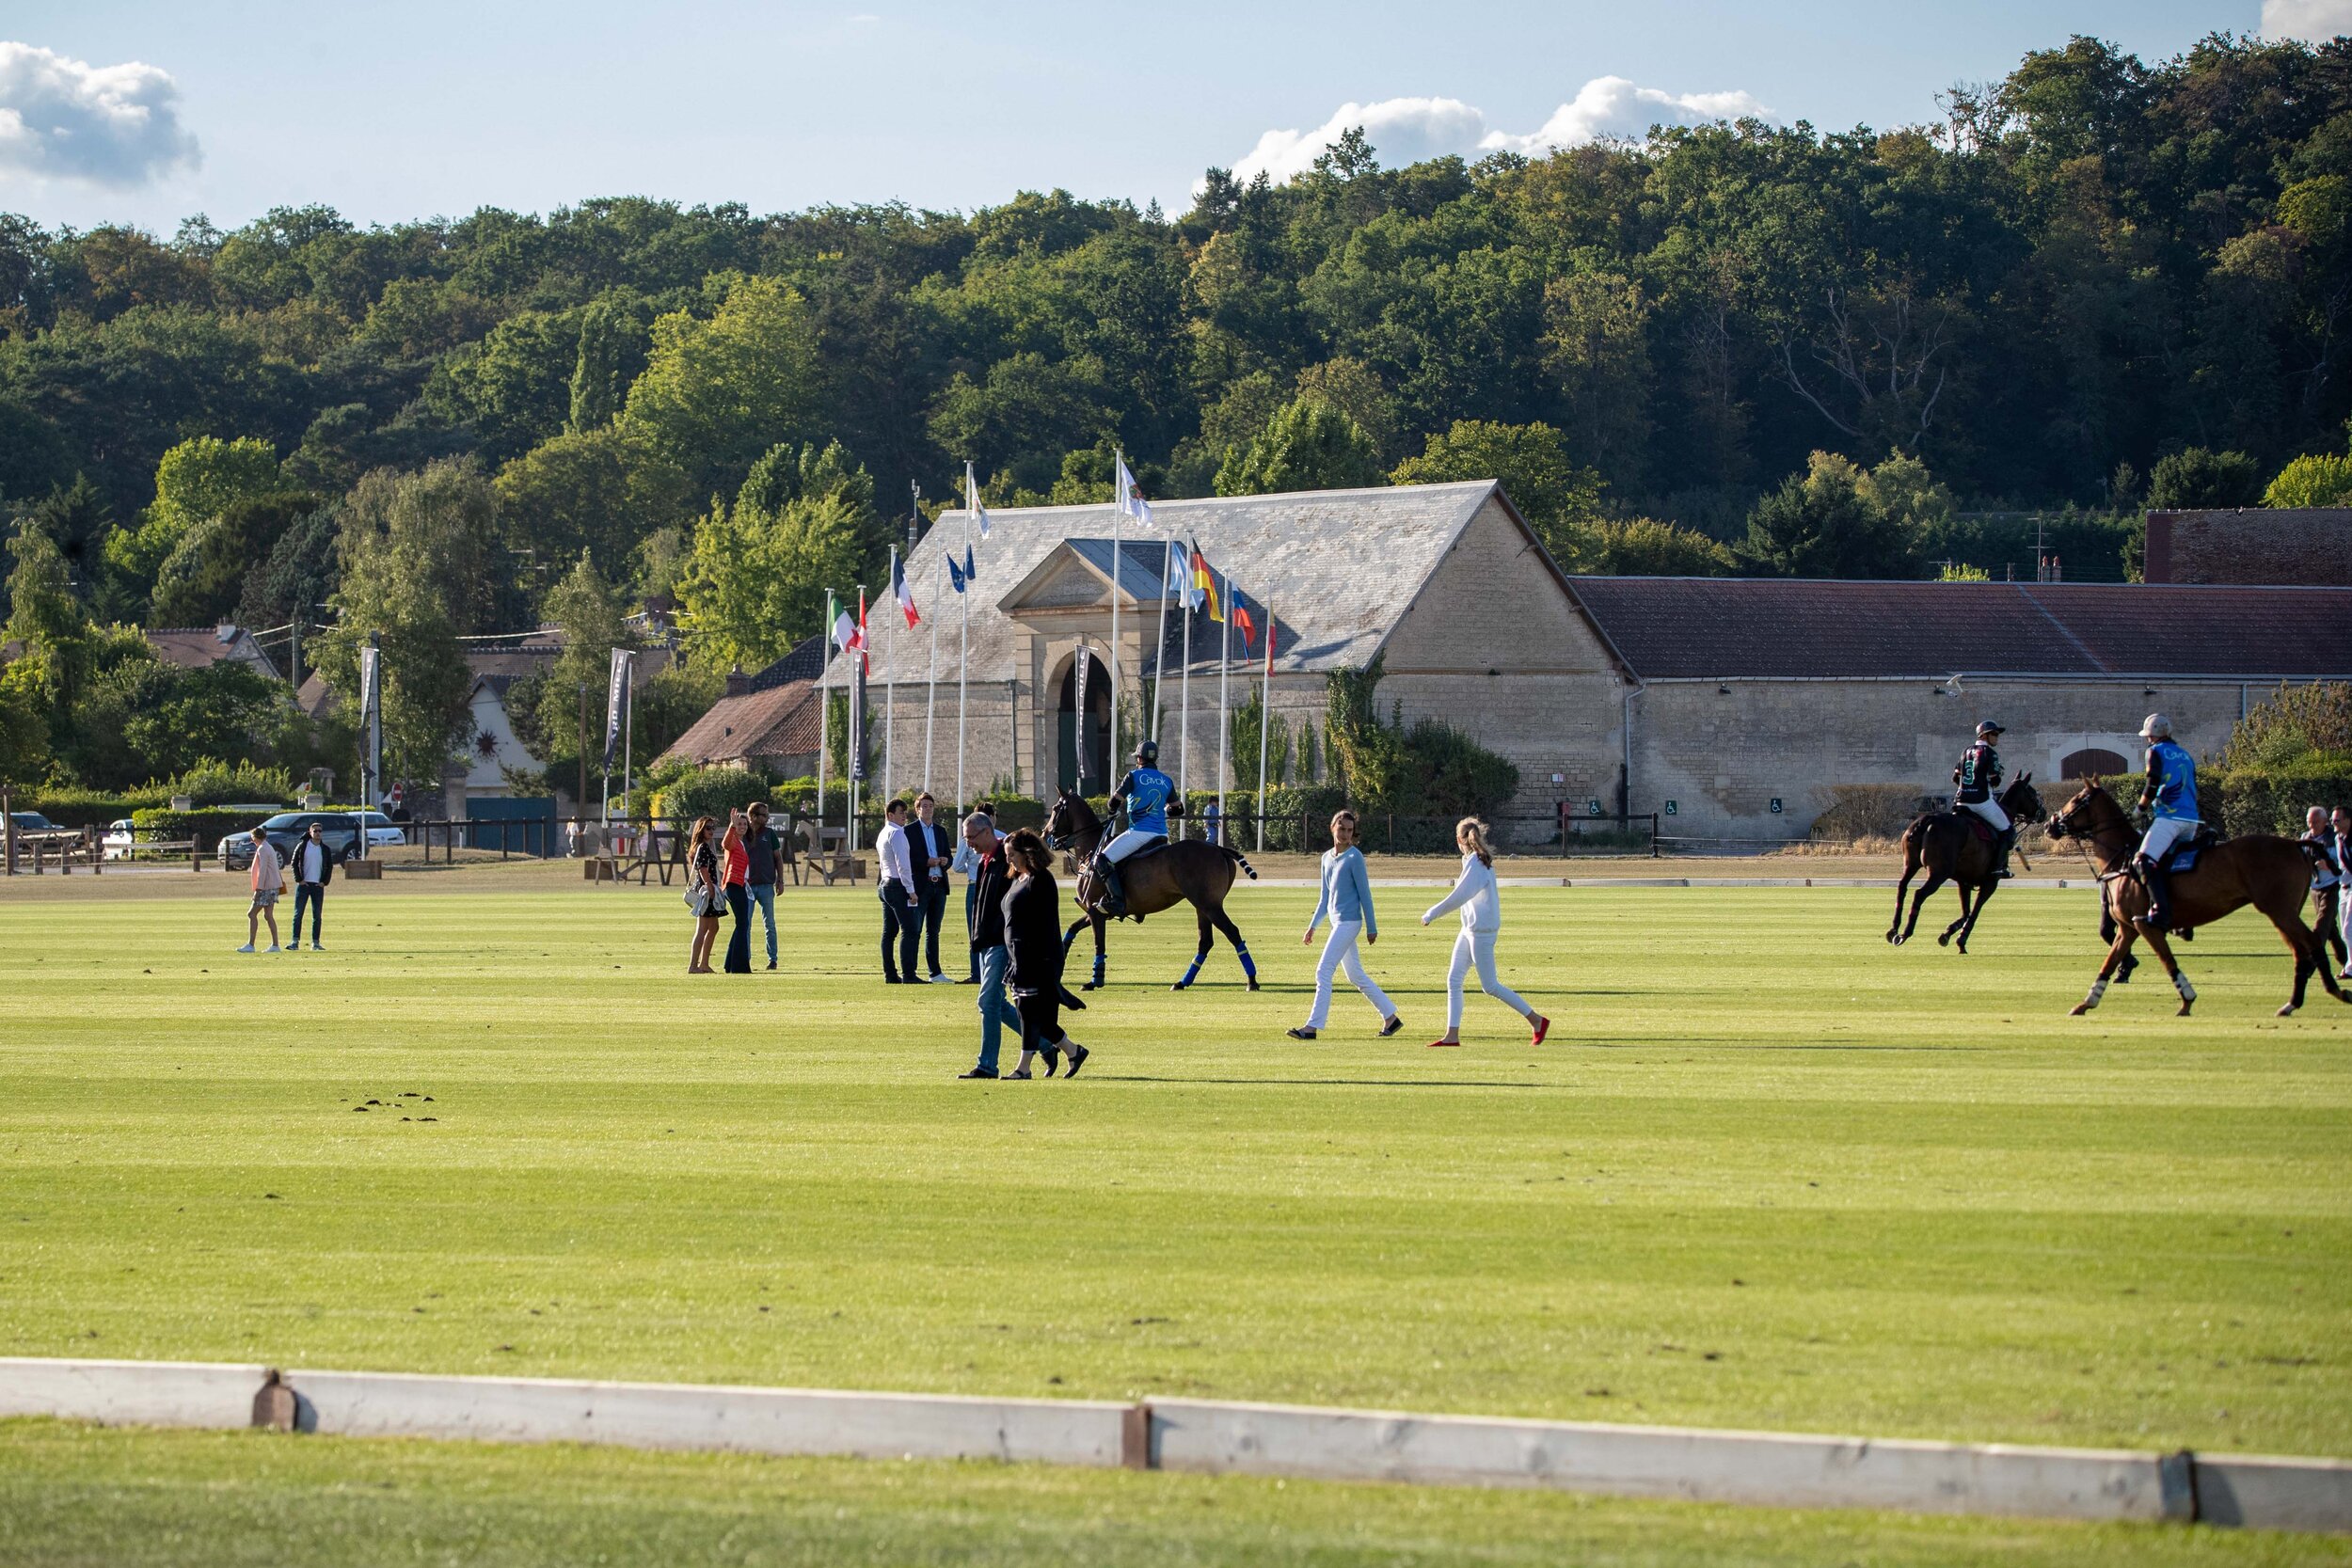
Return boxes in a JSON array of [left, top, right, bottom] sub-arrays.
[[2161, 826, 2220, 876]]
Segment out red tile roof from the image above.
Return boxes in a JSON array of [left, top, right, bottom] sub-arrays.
[[1564, 578, 2352, 680]]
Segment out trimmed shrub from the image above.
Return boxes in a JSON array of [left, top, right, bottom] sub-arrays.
[[652, 766, 793, 824], [2209, 755, 2352, 836]]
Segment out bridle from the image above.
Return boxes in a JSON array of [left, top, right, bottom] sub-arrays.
[[2048, 790, 2137, 881]]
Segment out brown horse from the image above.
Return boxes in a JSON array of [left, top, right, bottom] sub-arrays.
[[1045, 790, 1259, 991], [2045, 783, 2345, 1017], [1886, 774, 2047, 952]]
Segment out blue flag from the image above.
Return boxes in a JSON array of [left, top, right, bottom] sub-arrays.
[[946, 553, 966, 594], [962, 544, 977, 583]]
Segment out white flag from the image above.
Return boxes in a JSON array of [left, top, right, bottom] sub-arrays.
[[964, 460, 991, 540], [1115, 454, 1154, 529]]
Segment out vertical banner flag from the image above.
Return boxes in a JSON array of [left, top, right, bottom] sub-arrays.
[[602, 648, 633, 770], [358, 645, 380, 739], [894, 551, 920, 627], [1073, 642, 1090, 785], [850, 591, 869, 784], [964, 461, 991, 540], [358, 642, 382, 806]]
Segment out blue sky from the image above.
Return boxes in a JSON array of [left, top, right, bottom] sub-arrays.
[[0, 1, 2328, 234]]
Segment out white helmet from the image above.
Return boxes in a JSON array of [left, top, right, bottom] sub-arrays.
[[2139, 712, 2172, 740]]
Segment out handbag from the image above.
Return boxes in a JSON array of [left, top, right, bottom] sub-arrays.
[[683, 873, 714, 916]]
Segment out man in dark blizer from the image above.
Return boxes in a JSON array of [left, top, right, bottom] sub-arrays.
[[909, 792, 957, 983], [289, 820, 334, 951], [956, 810, 1025, 1079]]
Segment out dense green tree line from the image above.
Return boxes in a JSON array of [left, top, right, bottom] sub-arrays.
[[3, 31, 2349, 799]]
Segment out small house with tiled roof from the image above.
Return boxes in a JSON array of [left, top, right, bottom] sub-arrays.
[[146, 624, 280, 680], [662, 635, 827, 777]]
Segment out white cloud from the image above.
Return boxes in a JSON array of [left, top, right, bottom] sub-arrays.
[[0, 41, 199, 187], [2262, 0, 2352, 39], [1230, 78, 1768, 184]]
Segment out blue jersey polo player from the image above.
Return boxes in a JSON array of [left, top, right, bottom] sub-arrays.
[[1952, 720, 2016, 879], [2133, 712, 2201, 931], [1093, 740, 1178, 919]]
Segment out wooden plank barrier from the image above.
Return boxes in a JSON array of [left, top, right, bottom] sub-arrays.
[[0, 1358, 2344, 1533]]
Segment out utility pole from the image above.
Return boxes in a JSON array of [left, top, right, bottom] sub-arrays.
[[576, 682, 588, 823], [288, 615, 300, 690]]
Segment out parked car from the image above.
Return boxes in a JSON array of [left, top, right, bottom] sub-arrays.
[[103, 818, 138, 860], [8, 810, 63, 836], [217, 811, 405, 871]]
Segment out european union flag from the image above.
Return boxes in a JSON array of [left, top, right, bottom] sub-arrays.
[[947, 553, 966, 594]]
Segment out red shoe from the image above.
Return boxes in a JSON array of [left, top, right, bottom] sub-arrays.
[[1530, 1014, 1550, 1045], [1426, 1037, 1461, 1048]]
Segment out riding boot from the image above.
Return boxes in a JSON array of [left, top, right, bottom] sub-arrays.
[[1095, 854, 1126, 918], [1993, 827, 2015, 879], [2135, 854, 2172, 931]]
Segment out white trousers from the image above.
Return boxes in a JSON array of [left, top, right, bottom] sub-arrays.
[[1959, 798, 2009, 832], [1103, 828, 1161, 863], [1446, 928, 1531, 1032], [2138, 816, 2199, 863], [1307, 920, 1393, 1028]]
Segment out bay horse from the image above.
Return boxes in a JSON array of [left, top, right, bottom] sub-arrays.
[[2045, 783, 2345, 1017], [1886, 774, 2048, 952], [1044, 790, 1260, 991]]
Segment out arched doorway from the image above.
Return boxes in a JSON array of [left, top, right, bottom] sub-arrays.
[[2061, 746, 2129, 780], [1057, 649, 1112, 791]]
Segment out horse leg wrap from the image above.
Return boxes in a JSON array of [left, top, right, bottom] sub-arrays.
[[1235, 942, 1257, 981], [1092, 951, 1106, 986], [2082, 979, 2107, 1008], [1178, 955, 1206, 988], [2173, 972, 2197, 1003]]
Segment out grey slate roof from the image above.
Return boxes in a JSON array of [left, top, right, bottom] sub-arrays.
[[824, 481, 1500, 688], [1566, 578, 2352, 679]]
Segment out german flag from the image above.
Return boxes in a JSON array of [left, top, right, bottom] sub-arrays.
[[1189, 544, 1222, 623]]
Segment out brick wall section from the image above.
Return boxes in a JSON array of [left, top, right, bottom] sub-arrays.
[[2144, 510, 2352, 585], [1630, 677, 2259, 837]]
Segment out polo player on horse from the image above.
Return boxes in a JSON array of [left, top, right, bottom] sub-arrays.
[[2132, 712, 2203, 932], [1952, 720, 2016, 879], [1091, 740, 1179, 920]]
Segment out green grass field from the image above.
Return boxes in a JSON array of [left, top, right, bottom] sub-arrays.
[[4, 870, 2348, 1564]]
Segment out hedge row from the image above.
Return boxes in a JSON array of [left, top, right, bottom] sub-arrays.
[[2208, 755, 2352, 836], [128, 807, 280, 853]]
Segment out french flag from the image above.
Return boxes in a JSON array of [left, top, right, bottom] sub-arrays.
[[892, 552, 919, 628]]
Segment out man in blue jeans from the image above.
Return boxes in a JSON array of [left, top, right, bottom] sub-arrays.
[[743, 801, 784, 970], [956, 811, 1025, 1078]]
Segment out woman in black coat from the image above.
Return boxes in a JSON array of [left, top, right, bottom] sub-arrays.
[[1001, 829, 1088, 1079]]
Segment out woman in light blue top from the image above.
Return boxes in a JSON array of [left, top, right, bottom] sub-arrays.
[[1288, 810, 1403, 1040]]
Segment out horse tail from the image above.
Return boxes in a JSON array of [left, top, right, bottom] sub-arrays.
[[1221, 845, 1259, 880]]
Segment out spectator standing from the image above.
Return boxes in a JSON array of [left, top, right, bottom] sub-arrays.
[[875, 799, 920, 983], [1420, 817, 1549, 1048], [289, 820, 334, 952], [2334, 806, 2352, 981], [1202, 799, 1222, 846], [910, 793, 957, 982], [239, 827, 284, 954], [721, 808, 754, 974], [956, 811, 1026, 1078], [1289, 809, 1403, 1041], [2304, 806, 2346, 972], [951, 808, 985, 982], [1000, 828, 1088, 1079], [687, 816, 722, 974], [743, 802, 784, 970]]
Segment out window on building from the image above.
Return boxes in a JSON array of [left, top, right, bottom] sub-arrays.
[[2061, 747, 2129, 779]]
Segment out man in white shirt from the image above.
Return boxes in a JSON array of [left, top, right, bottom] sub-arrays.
[[289, 821, 334, 951], [874, 798, 921, 983]]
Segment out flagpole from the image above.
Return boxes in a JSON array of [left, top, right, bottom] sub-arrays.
[[1108, 450, 1122, 780], [884, 546, 898, 807], [1152, 536, 1172, 752], [924, 554, 939, 797], [850, 587, 866, 854], [1256, 598, 1272, 854], [1177, 568, 1193, 840], [818, 588, 834, 817], [1216, 568, 1232, 838]]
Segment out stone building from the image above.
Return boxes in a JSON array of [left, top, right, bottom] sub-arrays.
[[814, 482, 2352, 839]]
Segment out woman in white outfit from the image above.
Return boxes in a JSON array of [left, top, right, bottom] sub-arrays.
[[1287, 810, 1404, 1041], [1422, 818, 1550, 1048]]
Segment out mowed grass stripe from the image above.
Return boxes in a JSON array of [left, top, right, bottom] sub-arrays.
[[3, 881, 2346, 1455]]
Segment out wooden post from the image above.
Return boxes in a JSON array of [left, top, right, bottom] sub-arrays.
[[2, 785, 13, 876]]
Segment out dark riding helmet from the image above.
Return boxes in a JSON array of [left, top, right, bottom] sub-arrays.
[[1135, 740, 1159, 765], [1977, 721, 2004, 738]]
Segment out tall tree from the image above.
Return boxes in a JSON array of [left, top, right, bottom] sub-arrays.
[[1216, 398, 1385, 496], [621, 274, 824, 498]]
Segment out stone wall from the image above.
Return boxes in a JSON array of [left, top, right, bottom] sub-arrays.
[[1629, 676, 2264, 837], [2144, 510, 2352, 585]]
